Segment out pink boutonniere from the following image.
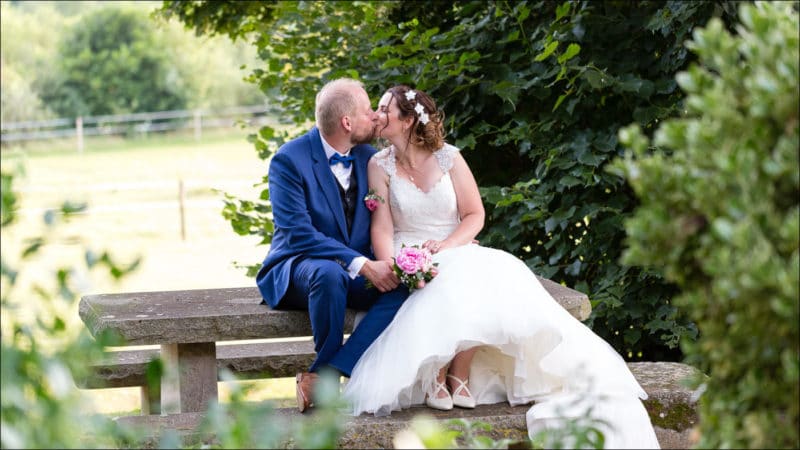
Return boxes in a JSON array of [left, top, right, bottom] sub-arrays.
[[364, 189, 385, 212]]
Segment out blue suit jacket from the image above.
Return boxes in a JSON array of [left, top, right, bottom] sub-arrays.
[[256, 127, 376, 308]]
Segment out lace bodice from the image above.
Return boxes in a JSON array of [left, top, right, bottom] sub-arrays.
[[374, 144, 461, 253]]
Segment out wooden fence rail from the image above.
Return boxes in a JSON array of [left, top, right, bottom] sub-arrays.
[[1, 104, 271, 151]]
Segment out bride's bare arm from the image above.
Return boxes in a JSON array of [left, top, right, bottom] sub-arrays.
[[438, 152, 484, 249], [368, 157, 395, 262]]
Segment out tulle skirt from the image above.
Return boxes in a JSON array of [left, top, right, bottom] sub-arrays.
[[343, 244, 660, 449]]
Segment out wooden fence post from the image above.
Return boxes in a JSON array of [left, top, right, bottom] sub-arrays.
[[179, 179, 186, 241], [76, 116, 84, 153]]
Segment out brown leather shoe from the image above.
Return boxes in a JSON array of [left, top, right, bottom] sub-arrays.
[[296, 372, 318, 413]]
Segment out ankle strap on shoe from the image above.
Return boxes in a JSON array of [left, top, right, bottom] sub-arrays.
[[446, 374, 472, 397]]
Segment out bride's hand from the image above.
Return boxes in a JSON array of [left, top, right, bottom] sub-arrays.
[[422, 239, 447, 254]]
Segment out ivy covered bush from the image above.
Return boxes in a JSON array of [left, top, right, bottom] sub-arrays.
[[163, 0, 743, 361], [613, 2, 799, 448]]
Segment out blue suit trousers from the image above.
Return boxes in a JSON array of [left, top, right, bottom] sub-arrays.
[[279, 258, 407, 377]]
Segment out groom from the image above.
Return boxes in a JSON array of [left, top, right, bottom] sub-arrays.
[[256, 78, 408, 412]]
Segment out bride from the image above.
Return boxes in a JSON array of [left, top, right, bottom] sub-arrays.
[[342, 85, 660, 449]]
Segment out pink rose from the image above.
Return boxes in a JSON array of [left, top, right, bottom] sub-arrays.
[[390, 245, 439, 292], [395, 246, 432, 275], [363, 189, 384, 212]]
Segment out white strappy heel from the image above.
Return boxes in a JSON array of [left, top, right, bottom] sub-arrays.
[[425, 379, 453, 410], [447, 374, 476, 409]]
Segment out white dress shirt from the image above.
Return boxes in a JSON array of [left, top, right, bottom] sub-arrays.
[[320, 134, 353, 191], [319, 134, 367, 279]]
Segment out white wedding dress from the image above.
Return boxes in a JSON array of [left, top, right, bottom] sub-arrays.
[[343, 144, 660, 449]]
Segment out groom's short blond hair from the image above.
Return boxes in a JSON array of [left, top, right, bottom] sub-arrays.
[[315, 78, 364, 136]]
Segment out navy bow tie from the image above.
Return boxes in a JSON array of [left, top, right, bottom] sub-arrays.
[[329, 153, 355, 168]]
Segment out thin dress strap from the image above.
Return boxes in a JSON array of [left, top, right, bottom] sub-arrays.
[[375, 146, 397, 177], [434, 143, 459, 172]]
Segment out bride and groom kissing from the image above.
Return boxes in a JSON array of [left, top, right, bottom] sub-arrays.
[[255, 78, 660, 449]]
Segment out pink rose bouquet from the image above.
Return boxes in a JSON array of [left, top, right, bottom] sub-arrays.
[[393, 245, 439, 292], [363, 189, 384, 212]]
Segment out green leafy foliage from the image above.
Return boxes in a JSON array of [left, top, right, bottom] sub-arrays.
[[613, 2, 799, 447], [1, 166, 141, 448], [1, 169, 20, 227], [0, 64, 56, 123], [0, 1, 63, 121], [163, 0, 744, 361], [160, 0, 280, 42], [405, 0, 727, 361], [38, 5, 187, 117], [447, 419, 515, 449], [1, 1, 265, 122], [191, 368, 346, 449]]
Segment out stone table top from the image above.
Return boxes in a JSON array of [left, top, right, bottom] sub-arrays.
[[79, 278, 590, 346]]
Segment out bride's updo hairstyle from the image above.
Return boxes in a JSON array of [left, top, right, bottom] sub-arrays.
[[385, 85, 445, 153]]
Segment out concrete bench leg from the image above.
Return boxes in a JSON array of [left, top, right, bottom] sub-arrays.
[[160, 342, 217, 414], [140, 384, 161, 415]]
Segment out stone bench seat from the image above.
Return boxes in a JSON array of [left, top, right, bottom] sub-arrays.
[[114, 362, 701, 449], [77, 339, 318, 414], [78, 340, 317, 389]]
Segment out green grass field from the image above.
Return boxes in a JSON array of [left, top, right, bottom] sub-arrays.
[[1, 128, 298, 414]]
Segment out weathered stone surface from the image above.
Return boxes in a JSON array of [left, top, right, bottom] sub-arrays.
[[78, 340, 318, 388], [339, 403, 531, 448], [219, 340, 315, 379], [161, 342, 217, 413], [118, 411, 206, 432], [629, 361, 704, 432], [79, 279, 589, 346], [114, 362, 700, 449], [537, 277, 593, 321], [83, 348, 160, 388], [653, 427, 695, 450], [118, 404, 688, 449], [79, 287, 352, 345]]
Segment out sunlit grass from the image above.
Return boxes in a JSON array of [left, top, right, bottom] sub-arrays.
[[79, 378, 297, 416], [1, 128, 301, 414]]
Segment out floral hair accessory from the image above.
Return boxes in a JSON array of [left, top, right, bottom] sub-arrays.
[[414, 103, 430, 125], [403, 89, 430, 125], [363, 188, 385, 212]]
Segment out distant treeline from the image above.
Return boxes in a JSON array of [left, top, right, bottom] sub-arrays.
[[0, 1, 266, 123]]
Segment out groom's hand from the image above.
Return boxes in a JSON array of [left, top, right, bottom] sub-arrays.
[[360, 260, 400, 292]]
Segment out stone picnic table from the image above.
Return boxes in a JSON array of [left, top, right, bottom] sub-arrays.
[[78, 280, 590, 414]]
